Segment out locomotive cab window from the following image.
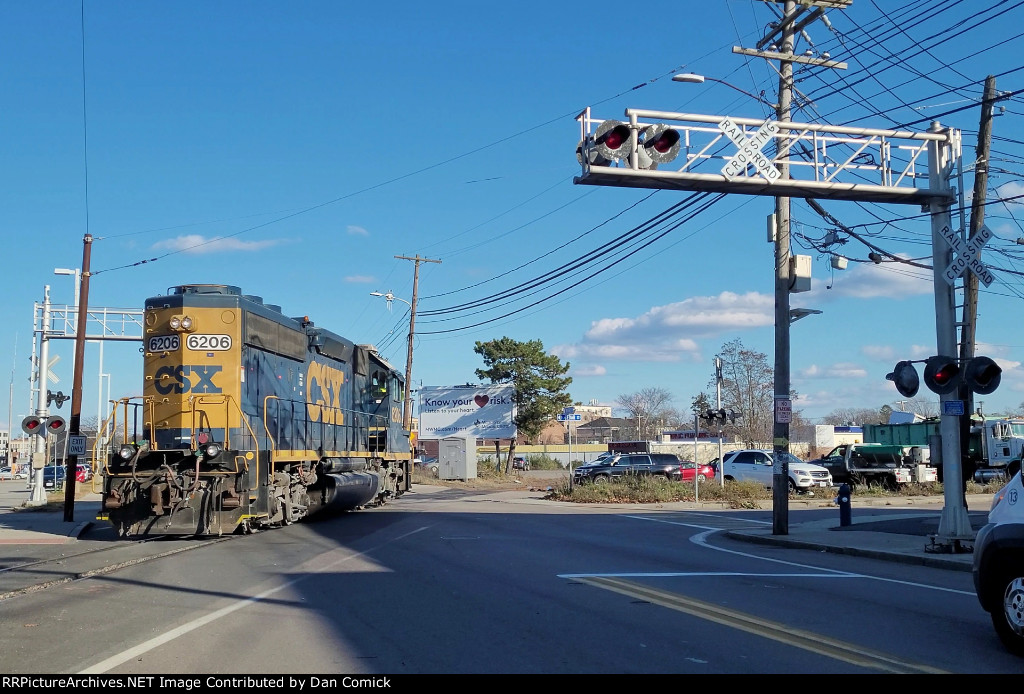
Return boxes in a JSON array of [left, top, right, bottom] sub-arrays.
[[371, 371, 388, 401]]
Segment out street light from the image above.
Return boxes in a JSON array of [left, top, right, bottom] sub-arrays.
[[53, 268, 81, 308], [370, 291, 416, 434], [672, 73, 778, 109]]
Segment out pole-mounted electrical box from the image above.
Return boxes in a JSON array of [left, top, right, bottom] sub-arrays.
[[790, 254, 812, 293]]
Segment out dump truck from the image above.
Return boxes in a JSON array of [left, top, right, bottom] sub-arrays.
[[806, 442, 937, 488], [863, 416, 1024, 483]]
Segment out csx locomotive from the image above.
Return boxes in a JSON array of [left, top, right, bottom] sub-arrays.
[[98, 284, 411, 537]]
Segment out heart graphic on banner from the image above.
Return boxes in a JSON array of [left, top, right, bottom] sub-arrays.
[[474, 395, 489, 407]]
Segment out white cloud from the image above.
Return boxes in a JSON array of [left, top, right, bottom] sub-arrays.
[[997, 181, 1024, 207], [805, 258, 932, 301], [554, 291, 771, 365], [347, 225, 369, 236], [861, 345, 895, 361], [571, 365, 607, 377], [344, 275, 376, 284], [798, 362, 867, 379], [151, 234, 283, 254]]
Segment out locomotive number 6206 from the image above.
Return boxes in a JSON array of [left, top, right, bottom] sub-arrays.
[[186, 334, 233, 351]]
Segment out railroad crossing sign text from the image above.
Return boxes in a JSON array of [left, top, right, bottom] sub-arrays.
[[719, 117, 781, 183], [940, 224, 994, 287]]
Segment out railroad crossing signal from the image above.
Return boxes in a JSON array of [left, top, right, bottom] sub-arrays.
[[718, 117, 781, 182], [585, 119, 682, 171], [890, 355, 1003, 396], [22, 415, 66, 436], [940, 224, 995, 287]]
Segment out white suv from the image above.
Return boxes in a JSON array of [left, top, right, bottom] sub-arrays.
[[720, 449, 832, 493]]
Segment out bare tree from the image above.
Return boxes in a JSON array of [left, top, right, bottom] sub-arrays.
[[615, 387, 674, 439], [822, 407, 888, 426], [717, 338, 774, 447]]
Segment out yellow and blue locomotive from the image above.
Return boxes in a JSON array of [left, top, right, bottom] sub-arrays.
[[99, 284, 411, 537]]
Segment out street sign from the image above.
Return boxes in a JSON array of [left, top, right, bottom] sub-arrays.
[[570, 414, 581, 421], [563, 406, 575, 414], [719, 117, 781, 183], [940, 224, 994, 287], [942, 400, 965, 416], [556, 414, 567, 422], [68, 435, 87, 456], [774, 398, 792, 424], [557, 414, 582, 422]]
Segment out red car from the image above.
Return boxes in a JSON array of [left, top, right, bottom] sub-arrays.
[[679, 461, 715, 483]]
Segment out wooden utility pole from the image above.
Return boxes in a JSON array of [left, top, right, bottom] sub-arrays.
[[63, 234, 92, 522], [958, 75, 997, 481], [395, 254, 441, 435], [734, 0, 848, 535]]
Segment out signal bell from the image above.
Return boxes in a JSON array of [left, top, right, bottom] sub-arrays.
[[886, 360, 920, 398]]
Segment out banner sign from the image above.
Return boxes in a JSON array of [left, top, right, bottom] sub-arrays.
[[418, 384, 516, 439]]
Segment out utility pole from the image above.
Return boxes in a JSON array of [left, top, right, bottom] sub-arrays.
[[958, 75, 997, 484], [63, 234, 92, 521], [770, 0, 796, 535], [715, 356, 724, 488], [395, 254, 441, 435], [734, 0, 847, 535]]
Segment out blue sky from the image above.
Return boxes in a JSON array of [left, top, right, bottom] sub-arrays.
[[2, 0, 1024, 431]]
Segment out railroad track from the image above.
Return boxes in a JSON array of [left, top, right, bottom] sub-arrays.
[[0, 534, 234, 601]]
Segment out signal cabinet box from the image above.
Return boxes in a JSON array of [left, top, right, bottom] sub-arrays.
[[790, 254, 812, 293], [439, 436, 477, 481]]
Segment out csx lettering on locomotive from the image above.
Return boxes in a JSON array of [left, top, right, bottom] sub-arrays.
[[306, 361, 345, 424], [154, 365, 224, 394]]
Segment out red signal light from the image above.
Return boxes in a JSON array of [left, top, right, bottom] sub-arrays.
[[44, 416, 66, 435], [601, 126, 628, 150], [923, 355, 961, 395]]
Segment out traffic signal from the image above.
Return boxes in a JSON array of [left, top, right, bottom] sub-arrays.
[[591, 120, 681, 170], [886, 360, 920, 398], [923, 355, 960, 395], [21, 415, 43, 436], [22, 415, 66, 436], [964, 356, 1002, 394], [637, 123, 681, 169], [45, 416, 66, 436], [594, 120, 633, 162]]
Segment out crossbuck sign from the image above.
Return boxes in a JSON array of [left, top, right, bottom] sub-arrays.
[[940, 224, 994, 287], [719, 117, 781, 183]]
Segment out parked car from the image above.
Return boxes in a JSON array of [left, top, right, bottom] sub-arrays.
[[720, 449, 832, 493], [413, 456, 439, 477], [512, 456, 530, 471], [573, 452, 683, 484], [41, 465, 67, 489], [679, 460, 716, 483], [76, 464, 92, 483], [0, 466, 27, 480]]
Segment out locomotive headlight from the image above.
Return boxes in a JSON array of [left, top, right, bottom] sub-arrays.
[[119, 444, 137, 460], [203, 443, 222, 459], [168, 315, 195, 332]]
